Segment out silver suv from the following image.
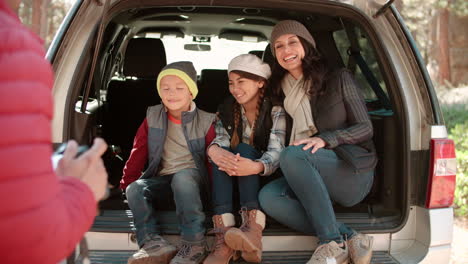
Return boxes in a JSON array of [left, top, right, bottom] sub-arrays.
[[49, 0, 457, 263]]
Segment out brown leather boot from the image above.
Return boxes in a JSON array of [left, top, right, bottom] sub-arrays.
[[203, 213, 238, 264], [224, 208, 265, 263]]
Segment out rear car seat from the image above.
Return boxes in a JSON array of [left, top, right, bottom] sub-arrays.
[[262, 44, 275, 68], [249, 50, 263, 59], [195, 69, 230, 113], [104, 38, 166, 163]]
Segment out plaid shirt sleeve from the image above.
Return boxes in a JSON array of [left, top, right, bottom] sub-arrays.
[[317, 70, 374, 148], [210, 119, 231, 148], [256, 106, 287, 176]]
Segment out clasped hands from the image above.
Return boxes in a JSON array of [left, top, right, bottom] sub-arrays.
[[207, 145, 264, 176]]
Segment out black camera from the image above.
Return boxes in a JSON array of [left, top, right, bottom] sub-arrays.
[[51, 142, 110, 200], [52, 143, 89, 169]]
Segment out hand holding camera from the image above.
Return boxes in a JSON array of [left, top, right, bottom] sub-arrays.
[[54, 138, 109, 202]]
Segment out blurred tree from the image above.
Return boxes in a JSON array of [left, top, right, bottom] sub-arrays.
[[18, 0, 32, 25], [399, 0, 437, 63], [45, 0, 71, 46], [18, 0, 72, 49], [438, 3, 451, 84], [31, 0, 50, 38], [400, 0, 468, 85], [438, 0, 468, 17]]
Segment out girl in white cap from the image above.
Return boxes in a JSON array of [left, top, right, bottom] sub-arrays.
[[205, 54, 286, 264]]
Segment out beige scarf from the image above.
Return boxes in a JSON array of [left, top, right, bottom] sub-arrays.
[[282, 74, 318, 143]]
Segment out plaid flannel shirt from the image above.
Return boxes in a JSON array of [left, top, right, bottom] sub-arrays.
[[212, 105, 286, 176], [315, 70, 374, 148]]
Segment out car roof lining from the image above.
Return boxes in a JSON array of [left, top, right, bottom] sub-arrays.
[[109, 6, 344, 39], [100, 3, 384, 80], [101, 1, 395, 97]]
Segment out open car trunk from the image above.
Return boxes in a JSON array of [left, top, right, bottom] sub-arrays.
[[54, 0, 411, 263]]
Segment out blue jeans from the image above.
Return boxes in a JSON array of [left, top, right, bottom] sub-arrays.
[[259, 145, 374, 244], [212, 143, 261, 215], [126, 168, 205, 247]]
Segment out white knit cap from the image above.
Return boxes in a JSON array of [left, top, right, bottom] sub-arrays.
[[228, 54, 271, 79]]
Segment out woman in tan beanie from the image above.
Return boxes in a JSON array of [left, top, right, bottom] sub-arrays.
[[205, 54, 286, 264], [259, 20, 376, 264]]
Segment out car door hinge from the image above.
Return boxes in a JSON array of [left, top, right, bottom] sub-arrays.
[[373, 0, 395, 18]]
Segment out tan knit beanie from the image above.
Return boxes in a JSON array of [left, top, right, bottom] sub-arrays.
[[270, 20, 316, 57]]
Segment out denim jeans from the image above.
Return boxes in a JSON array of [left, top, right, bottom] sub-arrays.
[[126, 168, 205, 247], [212, 143, 261, 215], [259, 145, 374, 244]]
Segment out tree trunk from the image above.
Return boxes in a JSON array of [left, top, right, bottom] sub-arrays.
[[438, 7, 451, 84], [39, 0, 51, 39], [31, 0, 42, 35], [31, 0, 51, 40]]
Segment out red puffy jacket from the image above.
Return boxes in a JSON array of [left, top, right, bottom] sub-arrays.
[[0, 2, 97, 263]]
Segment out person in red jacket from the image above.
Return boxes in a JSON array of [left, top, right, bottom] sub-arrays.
[[0, 0, 109, 263]]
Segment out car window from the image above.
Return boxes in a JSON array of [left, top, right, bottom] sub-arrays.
[[333, 27, 388, 103], [149, 35, 268, 73]]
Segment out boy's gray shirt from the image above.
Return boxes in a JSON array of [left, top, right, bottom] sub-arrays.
[[141, 104, 215, 200]]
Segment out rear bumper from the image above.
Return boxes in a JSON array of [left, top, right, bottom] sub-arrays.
[[390, 206, 453, 263], [83, 207, 452, 263]]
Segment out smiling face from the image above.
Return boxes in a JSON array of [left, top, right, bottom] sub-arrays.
[[273, 34, 305, 78], [228, 72, 264, 109], [159, 75, 193, 114]]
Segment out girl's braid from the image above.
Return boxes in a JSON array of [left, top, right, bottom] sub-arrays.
[[230, 101, 241, 148], [249, 86, 265, 146]]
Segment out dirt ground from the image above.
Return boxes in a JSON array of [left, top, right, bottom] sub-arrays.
[[450, 216, 468, 264], [437, 86, 468, 105], [440, 86, 468, 264]]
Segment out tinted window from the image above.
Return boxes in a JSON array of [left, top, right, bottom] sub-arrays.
[[333, 27, 388, 105]]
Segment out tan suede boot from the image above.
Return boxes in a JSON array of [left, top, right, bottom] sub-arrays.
[[224, 208, 265, 263], [203, 213, 238, 264]]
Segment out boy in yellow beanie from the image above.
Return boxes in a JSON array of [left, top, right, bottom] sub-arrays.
[[120, 61, 216, 264]]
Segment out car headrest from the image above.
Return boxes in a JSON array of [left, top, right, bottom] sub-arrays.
[[200, 69, 228, 84], [123, 38, 167, 78], [197, 69, 230, 113], [262, 44, 275, 68], [249, 50, 263, 59]]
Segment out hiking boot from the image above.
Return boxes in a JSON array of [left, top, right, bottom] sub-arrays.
[[306, 241, 349, 264], [127, 235, 177, 264], [224, 208, 265, 263], [169, 242, 208, 264], [348, 233, 374, 264], [204, 213, 239, 264]]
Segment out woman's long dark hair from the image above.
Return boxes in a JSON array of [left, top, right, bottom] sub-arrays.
[[229, 70, 267, 148], [270, 37, 329, 104]]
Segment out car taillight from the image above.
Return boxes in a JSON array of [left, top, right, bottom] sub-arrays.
[[425, 138, 457, 208]]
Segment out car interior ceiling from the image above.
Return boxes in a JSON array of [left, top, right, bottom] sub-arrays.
[[78, 6, 403, 229]]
